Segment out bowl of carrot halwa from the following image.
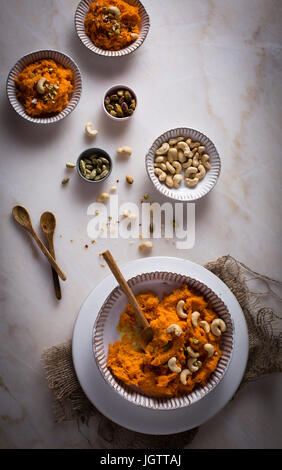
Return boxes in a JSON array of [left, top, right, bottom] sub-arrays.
[[93, 271, 234, 410], [6, 50, 82, 124], [75, 0, 150, 57]]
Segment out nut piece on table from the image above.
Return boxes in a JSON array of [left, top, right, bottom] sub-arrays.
[[117, 146, 132, 157], [85, 122, 98, 137], [126, 174, 134, 184]]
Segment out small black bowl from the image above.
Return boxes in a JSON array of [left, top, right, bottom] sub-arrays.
[[76, 148, 112, 183]]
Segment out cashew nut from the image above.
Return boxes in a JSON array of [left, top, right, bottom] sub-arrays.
[[187, 357, 202, 373], [167, 147, 178, 162], [139, 241, 153, 251], [192, 153, 200, 167], [187, 346, 199, 358], [166, 161, 176, 174], [154, 162, 167, 171], [176, 300, 187, 319], [97, 192, 110, 202], [155, 142, 169, 155], [201, 154, 211, 170], [182, 159, 193, 169], [177, 141, 190, 157], [185, 166, 198, 178], [167, 357, 181, 373], [117, 146, 132, 157], [108, 6, 120, 17], [180, 369, 192, 385], [168, 138, 178, 146], [154, 168, 166, 182], [196, 164, 206, 179], [173, 174, 183, 188], [185, 177, 199, 188], [199, 320, 210, 333], [198, 146, 206, 154], [172, 161, 182, 174], [85, 122, 98, 137], [166, 324, 182, 337], [177, 150, 187, 163], [191, 311, 200, 327], [155, 156, 166, 163], [211, 318, 226, 336], [36, 77, 47, 94], [165, 175, 174, 187], [190, 141, 201, 149], [204, 343, 215, 357]]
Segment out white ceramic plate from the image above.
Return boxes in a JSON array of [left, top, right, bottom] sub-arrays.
[[75, 0, 150, 57], [6, 49, 82, 124], [146, 128, 221, 202], [93, 271, 234, 410], [72, 257, 248, 435]]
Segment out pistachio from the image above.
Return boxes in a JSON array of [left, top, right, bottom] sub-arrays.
[[66, 162, 76, 168], [61, 177, 69, 185]]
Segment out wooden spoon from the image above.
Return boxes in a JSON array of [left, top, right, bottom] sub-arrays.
[[102, 250, 154, 350], [40, 211, 61, 300], [12, 205, 66, 281]]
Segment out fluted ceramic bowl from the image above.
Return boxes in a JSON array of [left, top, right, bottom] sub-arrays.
[[6, 50, 82, 124], [75, 0, 150, 57], [146, 127, 221, 202], [93, 271, 234, 410]]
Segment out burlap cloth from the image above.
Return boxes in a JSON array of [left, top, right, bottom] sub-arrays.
[[41, 255, 282, 448]]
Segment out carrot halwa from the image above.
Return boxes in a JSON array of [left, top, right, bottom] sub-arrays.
[[14, 59, 74, 117], [85, 0, 141, 51], [107, 286, 226, 398]]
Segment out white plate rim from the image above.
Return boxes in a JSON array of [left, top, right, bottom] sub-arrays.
[[72, 256, 248, 435]]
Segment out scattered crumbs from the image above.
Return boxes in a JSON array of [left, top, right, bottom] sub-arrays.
[[165, 237, 170, 241], [108, 216, 112, 220], [84, 244, 89, 249], [100, 264, 105, 268], [70, 239, 74, 243], [59, 234, 63, 238], [116, 179, 119, 183], [91, 240, 96, 244], [95, 210, 100, 215], [139, 234, 143, 239], [129, 240, 134, 245]]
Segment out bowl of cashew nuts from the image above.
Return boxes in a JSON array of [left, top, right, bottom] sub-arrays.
[[145, 127, 221, 201], [93, 271, 234, 410]]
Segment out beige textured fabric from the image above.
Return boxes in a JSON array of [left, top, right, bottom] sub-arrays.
[[41, 255, 282, 448]]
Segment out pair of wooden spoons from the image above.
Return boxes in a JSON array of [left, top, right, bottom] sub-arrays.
[[102, 250, 153, 349], [12, 205, 65, 299]]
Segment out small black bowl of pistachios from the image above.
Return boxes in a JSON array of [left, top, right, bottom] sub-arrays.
[[76, 148, 112, 183], [103, 84, 137, 120]]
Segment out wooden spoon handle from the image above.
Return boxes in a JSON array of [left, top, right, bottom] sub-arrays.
[[46, 235, 62, 300], [102, 250, 149, 329], [31, 229, 66, 281]]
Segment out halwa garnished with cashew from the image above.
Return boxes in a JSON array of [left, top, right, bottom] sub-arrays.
[[14, 59, 73, 117], [107, 285, 227, 397], [85, 0, 141, 51], [154, 136, 211, 189]]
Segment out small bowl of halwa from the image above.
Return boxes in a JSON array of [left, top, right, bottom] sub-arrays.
[[93, 271, 234, 410], [6, 50, 82, 124], [75, 0, 150, 57]]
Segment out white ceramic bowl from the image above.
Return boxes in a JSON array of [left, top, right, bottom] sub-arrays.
[[103, 84, 137, 121], [6, 49, 82, 125], [146, 127, 221, 202], [93, 271, 234, 410], [75, 0, 150, 57]]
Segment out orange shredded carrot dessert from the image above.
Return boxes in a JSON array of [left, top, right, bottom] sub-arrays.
[[84, 0, 141, 51], [107, 286, 225, 398], [14, 59, 73, 117]]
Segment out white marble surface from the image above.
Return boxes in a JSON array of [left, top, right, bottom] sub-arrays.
[[0, 0, 281, 449]]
